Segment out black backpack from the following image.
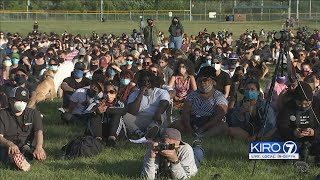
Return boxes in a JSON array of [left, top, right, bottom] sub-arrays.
[[61, 136, 104, 159]]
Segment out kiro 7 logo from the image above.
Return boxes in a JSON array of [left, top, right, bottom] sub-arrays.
[[249, 141, 299, 160], [283, 141, 298, 154]]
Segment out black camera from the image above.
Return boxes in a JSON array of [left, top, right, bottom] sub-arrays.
[[156, 142, 175, 151], [274, 30, 290, 42]]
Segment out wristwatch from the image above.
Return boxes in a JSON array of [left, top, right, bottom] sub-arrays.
[[170, 159, 180, 165]]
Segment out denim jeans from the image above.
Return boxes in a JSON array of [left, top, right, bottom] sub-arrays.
[[169, 36, 182, 49], [193, 146, 205, 168]]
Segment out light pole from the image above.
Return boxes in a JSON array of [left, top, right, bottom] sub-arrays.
[[309, 0, 312, 19], [100, 0, 104, 21], [27, 0, 30, 20], [189, 0, 192, 21], [296, 0, 299, 27], [288, 0, 291, 19]]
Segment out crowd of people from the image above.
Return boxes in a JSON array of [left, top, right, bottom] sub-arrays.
[[0, 17, 320, 178]]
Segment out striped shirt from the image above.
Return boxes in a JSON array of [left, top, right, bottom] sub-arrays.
[[186, 90, 228, 117]]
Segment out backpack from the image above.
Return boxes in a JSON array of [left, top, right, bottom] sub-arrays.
[[61, 136, 104, 159]]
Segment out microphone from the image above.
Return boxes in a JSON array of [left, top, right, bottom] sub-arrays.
[[290, 115, 296, 122]]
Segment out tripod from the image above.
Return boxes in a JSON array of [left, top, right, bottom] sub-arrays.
[[251, 37, 292, 176]]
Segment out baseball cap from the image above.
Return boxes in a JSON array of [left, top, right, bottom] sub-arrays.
[[10, 87, 30, 102], [161, 128, 181, 141], [79, 48, 86, 56], [74, 62, 86, 71], [213, 54, 222, 62], [197, 66, 216, 79]]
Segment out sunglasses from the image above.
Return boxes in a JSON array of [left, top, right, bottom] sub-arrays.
[[143, 62, 151, 65], [213, 62, 220, 64], [127, 59, 133, 62], [49, 64, 58, 66], [106, 90, 116, 94]]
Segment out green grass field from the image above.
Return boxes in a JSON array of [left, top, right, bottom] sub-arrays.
[[0, 20, 320, 179]]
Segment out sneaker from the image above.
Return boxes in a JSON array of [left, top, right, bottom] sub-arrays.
[[145, 126, 160, 141], [57, 107, 65, 113], [192, 139, 202, 148], [13, 153, 31, 172]]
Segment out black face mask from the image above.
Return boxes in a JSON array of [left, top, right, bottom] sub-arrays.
[[90, 65, 98, 71], [297, 106, 310, 112], [58, 58, 65, 63], [15, 76, 26, 86]]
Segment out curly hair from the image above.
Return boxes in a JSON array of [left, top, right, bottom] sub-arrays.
[[173, 59, 195, 76]]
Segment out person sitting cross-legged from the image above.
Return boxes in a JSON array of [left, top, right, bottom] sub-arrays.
[[123, 70, 170, 138], [172, 66, 229, 137]]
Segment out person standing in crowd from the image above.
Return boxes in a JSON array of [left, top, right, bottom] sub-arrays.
[[174, 66, 229, 137], [0, 87, 46, 171], [33, 21, 39, 31], [144, 18, 159, 54], [168, 17, 184, 49], [139, 17, 145, 33]]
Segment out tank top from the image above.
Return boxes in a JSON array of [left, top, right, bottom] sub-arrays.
[[175, 75, 191, 99]]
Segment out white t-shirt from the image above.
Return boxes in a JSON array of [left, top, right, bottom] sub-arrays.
[[54, 60, 74, 92], [128, 88, 170, 117], [70, 87, 89, 115]]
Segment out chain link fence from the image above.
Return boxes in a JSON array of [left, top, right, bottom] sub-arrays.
[[0, 0, 320, 22]]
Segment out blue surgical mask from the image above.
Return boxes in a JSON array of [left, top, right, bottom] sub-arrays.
[[49, 65, 58, 71], [120, 79, 131, 86], [244, 90, 259, 100], [126, 60, 133, 65], [73, 69, 84, 79], [206, 59, 211, 65], [108, 68, 116, 77], [12, 58, 19, 65]]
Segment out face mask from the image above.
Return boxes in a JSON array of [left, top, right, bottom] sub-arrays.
[[14, 101, 27, 112], [206, 60, 211, 65], [214, 64, 221, 71], [15, 76, 26, 86], [199, 84, 213, 93], [0, 35, 4, 38], [297, 105, 310, 112], [12, 58, 19, 65], [139, 59, 144, 64], [3, 59, 12, 67], [276, 76, 286, 84], [90, 64, 98, 71], [70, 47, 74, 51], [120, 79, 131, 86], [173, 20, 178, 25], [108, 68, 116, 77], [126, 60, 133, 65], [49, 65, 58, 71], [244, 90, 259, 100], [73, 69, 83, 79]]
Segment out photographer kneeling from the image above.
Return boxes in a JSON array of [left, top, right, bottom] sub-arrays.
[[141, 128, 202, 180], [276, 82, 320, 164]]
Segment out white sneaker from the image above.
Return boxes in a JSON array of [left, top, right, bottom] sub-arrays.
[[57, 107, 65, 113]]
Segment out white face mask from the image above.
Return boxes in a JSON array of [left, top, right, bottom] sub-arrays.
[[214, 64, 221, 71], [70, 47, 74, 51], [14, 101, 27, 112], [0, 35, 4, 39]]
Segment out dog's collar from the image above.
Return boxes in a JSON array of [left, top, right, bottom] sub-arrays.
[[46, 75, 54, 79]]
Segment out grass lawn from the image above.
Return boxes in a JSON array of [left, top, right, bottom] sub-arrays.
[[0, 20, 319, 179], [0, 20, 319, 38]]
